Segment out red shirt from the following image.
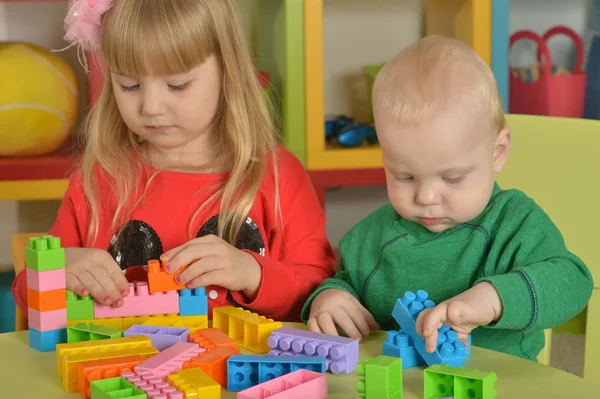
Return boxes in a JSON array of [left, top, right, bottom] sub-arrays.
[[12, 146, 336, 321]]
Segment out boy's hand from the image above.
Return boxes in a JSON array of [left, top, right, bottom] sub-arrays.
[[307, 289, 379, 340], [65, 248, 130, 307], [161, 234, 262, 300], [415, 282, 503, 352]]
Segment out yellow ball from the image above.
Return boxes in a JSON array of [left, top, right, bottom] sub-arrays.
[[0, 42, 79, 156]]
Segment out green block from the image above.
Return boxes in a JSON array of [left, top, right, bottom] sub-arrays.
[[90, 377, 145, 399], [66, 290, 94, 320], [356, 355, 402, 399], [25, 235, 65, 272], [424, 365, 497, 399], [67, 322, 124, 343]]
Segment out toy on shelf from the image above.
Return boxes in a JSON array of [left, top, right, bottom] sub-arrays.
[[325, 115, 378, 148], [509, 26, 586, 118], [392, 290, 471, 367]]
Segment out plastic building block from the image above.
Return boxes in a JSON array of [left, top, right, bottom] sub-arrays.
[[62, 346, 159, 392], [124, 325, 190, 351], [267, 327, 359, 374], [56, 336, 154, 378], [78, 355, 146, 399], [68, 317, 124, 329], [90, 376, 146, 399], [237, 369, 328, 399], [213, 306, 283, 353], [26, 267, 66, 291], [383, 330, 425, 368], [356, 355, 402, 399], [147, 259, 188, 293], [25, 235, 65, 272], [135, 341, 205, 378], [167, 368, 220, 399], [179, 288, 208, 316], [188, 327, 236, 351], [94, 282, 179, 318], [29, 327, 67, 352], [141, 315, 209, 332], [121, 370, 185, 398], [28, 307, 67, 331], [424, 365, 497, 399], [183, 345, 241, 387], [67, 290, 95, 320], [68, 322, 125, 343], [392, 290, 470, 367], [227, 354, 326, 392], [27, 287, 66, 311]]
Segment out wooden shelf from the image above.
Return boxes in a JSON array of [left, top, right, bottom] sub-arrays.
[[0, 146, 80, 181]]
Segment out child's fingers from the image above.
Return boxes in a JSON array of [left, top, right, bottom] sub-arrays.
[[333, 311, 364, 340], [347, 302, 375, 337], [91, 266, 124, 307], [417, 307, 445, 352], [66, 273, 88, 297], [176, 257, 219, 285], [77, 270, 112, 306], [360, 306, 380, 331], [102, 260, 130, 297], [313, 312, 340, 336], [306, 317, 324, 334], [164, 242, 215, 273], [184, 269, 220, 289]]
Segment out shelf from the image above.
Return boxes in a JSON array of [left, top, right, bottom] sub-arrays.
[[0, 145, 80, 181]]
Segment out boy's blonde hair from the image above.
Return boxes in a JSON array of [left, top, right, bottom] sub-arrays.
[[80, 0, 278, 245], [372, 35, 505, 133]]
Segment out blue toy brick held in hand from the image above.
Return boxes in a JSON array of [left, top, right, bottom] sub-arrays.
[[392, 289, 471, 367]]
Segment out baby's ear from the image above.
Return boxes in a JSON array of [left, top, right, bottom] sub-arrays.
[[493, 128, 512, 173]]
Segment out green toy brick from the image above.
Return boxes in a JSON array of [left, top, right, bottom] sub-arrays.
[[90, 376, 145, 399], [67, 322, 124, 343], [424, 364, 497, 399], [66, 290, 94, 320], [356, 355, 402, 399], [25, 235, 65, 272]]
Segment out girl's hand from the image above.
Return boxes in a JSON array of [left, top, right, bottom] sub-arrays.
[[161, 235, 262, 299], [307, 288, 379, 340], [64, 248, 130, 307]]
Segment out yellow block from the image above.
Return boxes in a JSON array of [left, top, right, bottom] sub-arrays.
[[67, 317, 123, 329], [142, 315, 208, 333], [56, 336, 152, 378], [213, 306, 282, 353], [168, 368, 220, 399], [62, 346, 158, 392]]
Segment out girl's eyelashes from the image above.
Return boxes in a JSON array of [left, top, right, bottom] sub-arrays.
[[117, 82, 191, 92], [168, 82, 190, 92], [119, 84, 139, 92]]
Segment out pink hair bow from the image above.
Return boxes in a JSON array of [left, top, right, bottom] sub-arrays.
[[63, 0, 113, 52]]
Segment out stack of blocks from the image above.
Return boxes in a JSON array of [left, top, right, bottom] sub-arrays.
[[26, 235, 68, 351]]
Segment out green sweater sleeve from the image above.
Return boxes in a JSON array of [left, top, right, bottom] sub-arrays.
[[476, 193, 593, 332]]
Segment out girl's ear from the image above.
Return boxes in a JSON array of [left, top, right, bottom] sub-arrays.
[[493, 128, 512, 173]]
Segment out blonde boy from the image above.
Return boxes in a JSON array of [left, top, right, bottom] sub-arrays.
[[302, 35, 593, 360]]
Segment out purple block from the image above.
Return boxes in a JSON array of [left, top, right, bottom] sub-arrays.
[[267, 327, 358, 374], [124, 324, 190, 351]]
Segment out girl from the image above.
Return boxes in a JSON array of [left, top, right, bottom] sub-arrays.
[[12, 0, 336, 321]]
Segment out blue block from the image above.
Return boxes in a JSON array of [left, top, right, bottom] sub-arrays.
[[382, 330, 426, 368], [227, 354, 326, 391], [178, 288, 208, 316], [492, 0, 510, 112], [391, 290, 470, 367], [29, 327, 67, 352]]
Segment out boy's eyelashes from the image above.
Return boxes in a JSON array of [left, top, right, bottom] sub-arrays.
[[394, 175, 466, 184]]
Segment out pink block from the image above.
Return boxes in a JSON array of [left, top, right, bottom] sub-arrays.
[[27, 308, 67, 331], [26, 268, 66, 291], [237, 369, 328, 399], [134, 342, 204, 379], [94, 282, 179, 318]]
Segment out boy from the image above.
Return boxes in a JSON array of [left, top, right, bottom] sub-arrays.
[[301, 35, 593, 360]]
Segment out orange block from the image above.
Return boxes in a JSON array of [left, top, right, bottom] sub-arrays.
[[147, 259, 189, 293], [188, 328, 236, 351], [183, 345, 240, 387], [78, 355, 146, 399], [27, 287, 66, 311]]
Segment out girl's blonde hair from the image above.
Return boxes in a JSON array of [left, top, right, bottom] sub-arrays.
[[373, 35, 506, 134], [80, 0, 278, 245]]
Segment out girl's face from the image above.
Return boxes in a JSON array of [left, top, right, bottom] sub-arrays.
[[111, 55, 221, 162]]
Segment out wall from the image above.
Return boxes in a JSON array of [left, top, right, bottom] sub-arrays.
[[0, 0, 594, 267]]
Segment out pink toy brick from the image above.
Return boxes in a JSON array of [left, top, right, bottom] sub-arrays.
[[121, 371, 184, 399], [134, 342, 204, 378], [267, 327, 359, 374], [94, 282, 179, 318], [27, 268, 66, 291], [28, 308, 67, 331], [236, 369, 327, 399]]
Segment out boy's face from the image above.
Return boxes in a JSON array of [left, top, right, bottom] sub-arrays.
[[375, 103, 511, 232]]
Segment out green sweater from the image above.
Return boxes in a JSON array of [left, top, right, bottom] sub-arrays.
[[301, 183, 593, 361]]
